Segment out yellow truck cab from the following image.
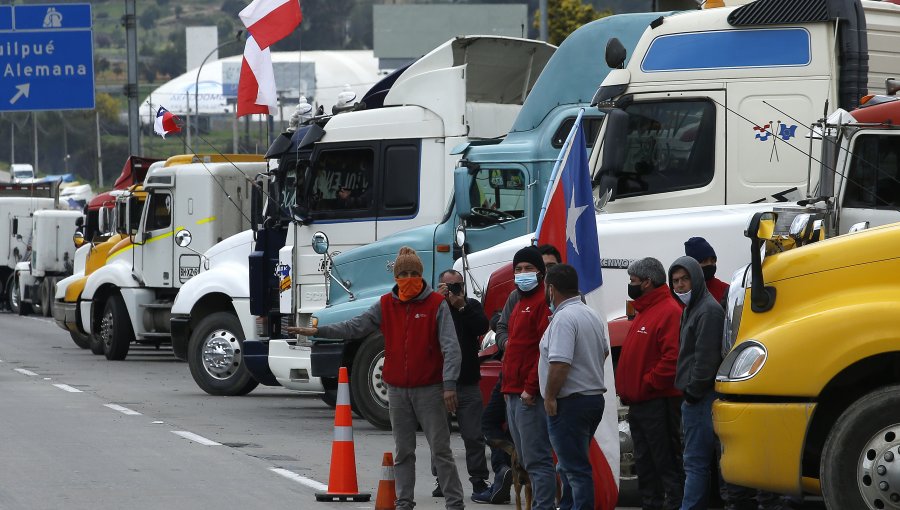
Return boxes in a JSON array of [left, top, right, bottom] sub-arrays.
[[714, 211, 900, 509]]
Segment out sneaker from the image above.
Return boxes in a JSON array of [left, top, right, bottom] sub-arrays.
[[471, 468, 512, 504], [432, 478, 443, 498], [472, 479, 490, 497]]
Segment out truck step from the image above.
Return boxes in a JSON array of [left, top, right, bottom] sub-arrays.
[[140, 303, 172, 310], [139, 332, 171, 339]]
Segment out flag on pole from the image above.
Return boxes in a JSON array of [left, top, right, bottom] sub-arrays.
[[237, 35, 278, 118], [153, 106, 181, 138], [239, 0, 302, 50], [535, 109, 620, 510]]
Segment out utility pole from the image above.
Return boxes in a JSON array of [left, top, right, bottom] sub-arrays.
[[96, 111, 104, 188], [539, 0, 548, 42], [32, 113, 38, 175], [124, 0, 140, 156]]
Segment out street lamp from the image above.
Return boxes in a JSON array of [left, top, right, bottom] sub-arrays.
[[194, 30, 244, 140]]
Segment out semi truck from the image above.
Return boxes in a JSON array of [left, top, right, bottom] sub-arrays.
[[79, 154, 265, 360], [303, 0, 900, 430], [2, 183, 58, 312], [169, 35, 555, 396]]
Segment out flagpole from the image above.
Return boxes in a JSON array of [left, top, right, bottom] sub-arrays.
[[534, 108, 585, 241]]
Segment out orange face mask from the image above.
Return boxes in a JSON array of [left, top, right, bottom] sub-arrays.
[[396, 277, 424, 302]]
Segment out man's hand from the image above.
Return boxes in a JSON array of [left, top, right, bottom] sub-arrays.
[[285, 326, 318, 337], [521, 391, 535, 406], [338, 188, 351, 200], [446, 292, 466, 310], [443, 390, 458, 414], [544, 397, 557, 417]]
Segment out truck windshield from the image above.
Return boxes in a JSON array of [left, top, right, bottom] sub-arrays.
[[464, 167, 527, 227], [307, 148, 375, 216], [609, 100, 716, 198]]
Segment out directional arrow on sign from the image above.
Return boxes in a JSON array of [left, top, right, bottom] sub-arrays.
[[10, 83, 30, 104]]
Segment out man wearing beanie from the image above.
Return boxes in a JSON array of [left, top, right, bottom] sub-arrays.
[[494, 245, 556, 510], [684, 237, 729, 304], [290, 246, 465, 510]]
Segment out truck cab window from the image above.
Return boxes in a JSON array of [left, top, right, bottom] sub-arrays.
[[843, 134, 900, 209], [467, 168, 527, 227], [145, 193, 172, 231], [612, 100, 716, 198], [309, 148, 375, 217]]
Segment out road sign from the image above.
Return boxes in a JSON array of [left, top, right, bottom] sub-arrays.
[[0, 4, 94, 112]]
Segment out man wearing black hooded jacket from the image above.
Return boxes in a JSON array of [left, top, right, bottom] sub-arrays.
[[668, 256, 723, 510]]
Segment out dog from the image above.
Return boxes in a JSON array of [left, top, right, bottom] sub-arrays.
[[488, 438, 532, 510]]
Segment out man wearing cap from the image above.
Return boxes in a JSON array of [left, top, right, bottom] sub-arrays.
[[496, 246, 556, 510], [289, 247, 466, 510], [683, 237, 729, 305]]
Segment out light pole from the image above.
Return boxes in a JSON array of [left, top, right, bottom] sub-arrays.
[[194, 30, 244, 141]]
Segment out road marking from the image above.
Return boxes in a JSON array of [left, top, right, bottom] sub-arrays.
[[53, 384, 83, 393], [104, 404, 141, 416], [269, 468, 329, 491], [171, 431, 222, 446], [14, 368, 38, 376], [43, 377, 51, 380]]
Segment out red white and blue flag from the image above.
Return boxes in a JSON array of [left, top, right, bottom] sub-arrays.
[[239, 0, 302, 50], [535, 109, 619, 510], [153, 106, 181, 139]]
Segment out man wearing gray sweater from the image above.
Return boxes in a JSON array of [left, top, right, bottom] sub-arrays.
[[291, 247, 465, 510]]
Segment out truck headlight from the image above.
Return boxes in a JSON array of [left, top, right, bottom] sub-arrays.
[[723, 264, 750, 354], [717, 341, 767, 382]]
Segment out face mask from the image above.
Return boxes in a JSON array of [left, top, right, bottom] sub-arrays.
[[514, 272, 539, 292], [396, 277, 424, 302], [676, 290, 692, 305], [627, 283, 643, 300], [545, 287, 556, 314], [702, 264, 717, 281]]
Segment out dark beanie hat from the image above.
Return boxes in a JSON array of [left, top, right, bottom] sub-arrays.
[[512, 246, 546, 274], [684, 237, 717, 262]]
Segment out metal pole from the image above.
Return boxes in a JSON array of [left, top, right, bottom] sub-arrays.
[[63, 124, 68, 174], [539, 0, 548, 42], [32, 113, 38, 175], [10, 116, 14, 164], [96, 110, 104, 188], [185, 88, 192, 149], [232, 107, 239, 152], [124, 0, 140, 156]]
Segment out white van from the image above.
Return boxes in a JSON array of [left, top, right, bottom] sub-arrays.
[[11, 164, 34, 183]]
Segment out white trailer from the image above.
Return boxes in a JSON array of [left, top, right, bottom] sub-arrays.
[[14, 209, 83, 316], [1, 183, 58, 312]]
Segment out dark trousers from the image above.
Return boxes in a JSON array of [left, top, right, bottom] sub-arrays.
[[548, 393, 605, 510], [482, 377, 511, 476], [629, 397, 685, 510]]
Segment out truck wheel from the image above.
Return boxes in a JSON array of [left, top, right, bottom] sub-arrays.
[[821, 385, 900, 510], [89, 333, 105, 355], [187, 312, 258, 396], [100, 295, 133, 360], [350, 335, 391, 430], [69, 330, 90, 349], [40, 279, 52, 318], [9, 274, 31, 316]]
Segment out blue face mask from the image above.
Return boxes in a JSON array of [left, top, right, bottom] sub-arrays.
[[545, 287, 556, 314], [514, 272, 539, 292]]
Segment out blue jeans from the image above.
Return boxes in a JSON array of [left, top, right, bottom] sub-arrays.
[[506, 394, 557, 510], [548, 393, 605, 510], [681, 392, 716, 510]]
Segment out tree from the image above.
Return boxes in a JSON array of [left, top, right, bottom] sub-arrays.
[[139, 5, 161, 30], [220, 0, 246, 15], [534, 0, 612, 46], [95, 93, 119, 123]]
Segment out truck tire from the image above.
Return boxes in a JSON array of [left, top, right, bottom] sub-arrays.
[[40, 279, 52, 318], [350, 335, 391, 430], [187, 312, 258, 396], [821, 385, 900, 510], [9, 274, 31, 316], [89, 333, 105, 355], [70, 330, 90, 349], [100, 294, 133, 360]]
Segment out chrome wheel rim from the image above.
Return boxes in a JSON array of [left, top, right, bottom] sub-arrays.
[[100, 309, 115, 351], [859, 424, 900, 509], [201, 329, 241, 380], [368, 350, 388, 409], [9, 279, 19, 310]]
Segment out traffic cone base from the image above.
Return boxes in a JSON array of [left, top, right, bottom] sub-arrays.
[[315, 366, 371, 503]]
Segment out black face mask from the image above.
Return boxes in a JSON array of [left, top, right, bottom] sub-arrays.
[[627, 283, 643, 300], [702, 264, 717, 281]]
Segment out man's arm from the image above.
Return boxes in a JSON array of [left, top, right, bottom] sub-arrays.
[[494, 291, 519, 351], [686, 304, 725, 399], [460, 298, 490, 337], [315, 301, 382, 340], [643, 311, 681, 391], [436, 301, 462, 391]]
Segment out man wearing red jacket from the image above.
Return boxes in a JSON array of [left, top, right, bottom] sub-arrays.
[[497, 246, 555, 510], [617, 257, 685, 510]]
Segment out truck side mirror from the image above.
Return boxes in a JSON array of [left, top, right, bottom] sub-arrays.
[[311, 231, 329, 255], [595, 173, 618, 209], [453, 166, 475, 219], [605, 37, 627, 69], [593, 108, 628, 197], [73, 232, 85, 248], [745, 211, 778, 313], [175, 229, 193, 248], [848, 221, 869, 233]]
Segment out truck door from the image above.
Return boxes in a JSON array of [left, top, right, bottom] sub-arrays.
[[837, 131, 900, 233], [139, 190, 175, 287]]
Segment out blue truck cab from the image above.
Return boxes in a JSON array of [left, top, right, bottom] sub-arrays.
[[306, 14, 662, 428]]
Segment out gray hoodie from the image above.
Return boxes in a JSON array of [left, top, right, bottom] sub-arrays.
[[668, 256, 724, 400], [315, 280, 462, 390]]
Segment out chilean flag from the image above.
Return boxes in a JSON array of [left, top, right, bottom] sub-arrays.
[[153, 106, 181, 138], [239, 0, 302, 50], [535, 109, 620, 510], [237, 35, 277, 118]]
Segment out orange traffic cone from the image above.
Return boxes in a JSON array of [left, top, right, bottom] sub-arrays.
[[375, 452, 397, 510], [315, 367, 371, 502]]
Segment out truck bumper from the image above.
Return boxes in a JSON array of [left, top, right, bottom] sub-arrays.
[[713, 399, 816, 496], [243, 338, 280, 387], [268, 340, 324, 393], [310, 341, 345, 378], [54, 300, 78, 333], [170, 314, 190, 361], [78, 299, 92, 335]]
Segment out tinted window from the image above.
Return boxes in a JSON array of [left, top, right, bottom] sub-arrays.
[[145, 193, 171, 231], [552, 116, 604, 149], [466, 168, 527, 228], [381, 144, 419, 216], [613, 100, 716, 198], [843, 134, 900, 209], [309, 148, 375, 216]]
